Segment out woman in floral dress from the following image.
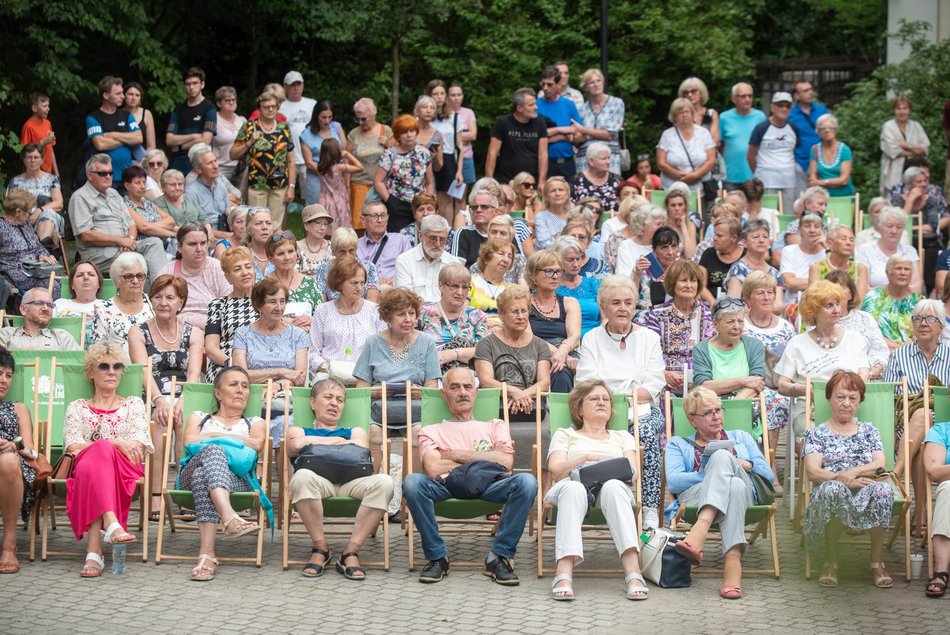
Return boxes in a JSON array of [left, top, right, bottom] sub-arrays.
[[374, 114, 434, 233]]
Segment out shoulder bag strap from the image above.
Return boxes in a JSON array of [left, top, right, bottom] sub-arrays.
[[674, 127, 696, 171], [371, 234, 390, 265]]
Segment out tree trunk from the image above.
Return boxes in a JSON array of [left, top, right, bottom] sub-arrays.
[[391, 36, 400, 121]]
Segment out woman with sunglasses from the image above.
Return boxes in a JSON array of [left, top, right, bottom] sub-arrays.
[[90, 252, 153, 361], [691, 295, 766, 404], [527, 250, 580, 393], [509, 172, 541, 229], [243, 208, 276, 280], [266, 231, 323, 332], [64, 340, 153, 578], [678, 77, 719, 145]]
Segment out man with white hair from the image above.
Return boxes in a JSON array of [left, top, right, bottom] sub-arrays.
[[67, 153, 167, 285], [0, 287, 80, 350], [719, 82, 766, 189], [279, 70, 316, 194], [394, 215, 463, 302], [185, 143, 231, 235]]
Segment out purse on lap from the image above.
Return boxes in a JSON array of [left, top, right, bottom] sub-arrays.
[[291, 443, 375, 485], [569, 457, 634, 506]]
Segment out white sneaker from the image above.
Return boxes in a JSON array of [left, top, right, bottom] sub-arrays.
[[642, 508, 659, 531]]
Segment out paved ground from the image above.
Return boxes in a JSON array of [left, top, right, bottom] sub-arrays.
[[4, 482, 947, 635]]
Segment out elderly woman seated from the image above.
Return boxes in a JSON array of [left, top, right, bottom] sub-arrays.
[[419, 263, 489, 375], [855, 205, 922, 292], [576, 275, 666, 530], [665, 387, 775, 600], [178, 367, 265, 582], [924, 413, 950, 597], [616, 204, 668, 279], [802, 371, 895, 589], [691, 296, 766, 401], [285, 379, 395, 580], [860, 253, 920, 350], [469, 238, 516, 317], [469, 214, 527, 284], [527, 250, 581, 393], [0, 348, 39, 575], [545, 379, 647, 601], [551, 237, 601, 339], [824, 271, 889, 380], [808, 224, 868, 306], [90, 252, 153, 361], [64, 341, 153, 578], [314, 228, 381, 302]]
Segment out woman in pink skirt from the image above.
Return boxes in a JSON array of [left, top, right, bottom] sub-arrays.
[[64, 341, 153, 578]]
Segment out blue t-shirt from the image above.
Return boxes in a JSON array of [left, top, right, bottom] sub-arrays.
[[86, 109, 141, 184], [231, 324, 308, 370], [788, 102, 829, 171], [299, 123, 345, 166], [925, 421, 950, 466], [719, 108, 766, 184], [536, 96, 581, 160], [353, 332, 441, 388]]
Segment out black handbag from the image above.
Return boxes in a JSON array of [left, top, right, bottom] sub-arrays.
[[291, 443, 374, 485], [570, 457, 634, 506], [443, 460, 508, 499], [748, 469, 775, 506]]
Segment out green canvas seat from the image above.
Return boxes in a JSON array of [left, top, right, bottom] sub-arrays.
[[57, 276, 116, 300], [647, 188, 701, 212], [825, 196, 855, 229], [3, 315, 86, 348], [760, 193, 781, 211]]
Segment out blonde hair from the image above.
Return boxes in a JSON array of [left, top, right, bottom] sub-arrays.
[[683, 387, 720, 418], [525, 250, 561, 288], [496, 284, 531, 314], [668, 97, 694, 123]]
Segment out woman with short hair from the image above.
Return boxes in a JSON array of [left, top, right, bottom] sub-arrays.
[[656, 98, 716, 192], [212, 86, 247, 182], [374, 114, 435, 232], [244, 208, 276, 280], [678, 77, 719, 144], [724, 219, 783, 311], [347, 98, 393, 231], [0, 187, 61, 297], [5, 143, 65, 246], [266, 231, 322, 332], [154, 169, 205, 228], [313, 228, 381, 302], [570, 142, 622, 212], [573, 68, 626, 175], [213, 206, 249, 261], [552, 236, 601, 338], [615, 204, 668, 278], [533, 177, 573, 251], [807, 113, 854, 196], [159, 223, 232, 330], [419, 263, 489, 374], [855, 205, 921, 292], [879, 96, 929, 195], [205, 247, 258, 382], [808, 224, 868, 305], [90, 252, 153, 360], [526, 250, 581, 393], [468, 238, 515, 316], [860, 253, 920, 350], [824, 270, 888, 380]]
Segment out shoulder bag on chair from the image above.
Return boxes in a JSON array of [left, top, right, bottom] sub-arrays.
[[292, 443, 375, 485], [640, 528, 692, 588]]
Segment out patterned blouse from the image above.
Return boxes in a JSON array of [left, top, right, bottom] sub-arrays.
[[7, 172, 60, 200], [313, 257, 380, 301], [576, 95, 626, 174], [0, 216, 57, 293], [378, 145, 432, 203], [124, 195, 161, 223], [803, 421, 882, 473], [205, 296, 258, 382], [860, 288, 919, 344], [235, 120, 295, 190], [285, 274, 324, 316], [90, 296, 155, 347], [140, 322, 193, 397], [419, 302, 490, 350], [534, 210, 567, 251], [570, 172, 622, 212], [308, 300, 386, 372], [64, 396, 153, 451], [722, 259, 780, 293], [642, 300, 716, 372]]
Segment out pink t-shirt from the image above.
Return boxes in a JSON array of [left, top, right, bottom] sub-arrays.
[[418, 418, 513, 478], [159, 257, 232, 330], [457, 107, 476, 158]]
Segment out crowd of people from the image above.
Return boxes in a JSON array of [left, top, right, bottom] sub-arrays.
[[2, 62, 950, 601]]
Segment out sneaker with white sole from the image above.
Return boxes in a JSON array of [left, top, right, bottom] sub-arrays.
[[642, 508, 659, 531]]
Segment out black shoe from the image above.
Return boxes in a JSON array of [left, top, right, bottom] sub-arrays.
[[484, 556, 520, 586], [419, 557, 449, 583]]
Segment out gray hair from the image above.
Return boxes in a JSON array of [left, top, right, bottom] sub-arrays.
[[468, 177, 503, 206], [551, 236, 585, 261], [85, 153, 111, 173], [189, 142, 214, 170], [469, 189, 500, 209], [441, 365, 476, 386], [22, 287, 52, 305], [143, 148, 168, 168], [802, 185, 829, 206], [800, 212, 824, 227], [565, 206, 597, 231], [109, 251, 147, 281], [731, 82, 752, 97], [878, 205, 907, 229], [438, 262, 471, 285], [884, 252, 914, 274], [160, 169, 185, 186], [330, 227, 359, 252], [420, 214, 449, 234], [628, 204, 668, 236], [826, 223, 853, 241], [902, 166, 927, 185], [913, 299, 946, 323], [413, 95, 437, 117], [816, 113, 838, 129], [512, 87, 535, 110], [867, 196, 888, 217], [353, 97, 378, 117], [596, 274, 637, 310], [712, 295, 745, 320], [741, 218, 771, 241], [678, 77, 709, 104], [362, 199, 386, 216], [585, 141, 611, 162]]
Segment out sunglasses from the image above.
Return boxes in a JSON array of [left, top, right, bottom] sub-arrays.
[[270, 231, 296, 242], [91, 170, 113, 177], [97, 362, 126, 372], [121, 273, 146, 282], [521, 182, 536, 189], [471, 204, 495, 211], [714, 297, 747, 314]]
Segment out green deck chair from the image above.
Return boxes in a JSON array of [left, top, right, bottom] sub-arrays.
[[154, 380, 270, 567], [802, 378, 911, 581], [508, 210, 525, 220], [406, 385, 505, 570], [825, 196, 855, 229], [647, 188, 701, 212], [3, 315, 86, 348], [535, 391, 640, 576], [58, 276, 116, 300], [281, 385, 390, 571], [664, 393, 780, 577], [40, 362, 148, 562], [925, 385, 950, 577], [761, 193, 781, 212], [777, 214, 797, 238]]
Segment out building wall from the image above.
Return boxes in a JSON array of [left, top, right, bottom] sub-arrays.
[[888, 0, 947, 63]]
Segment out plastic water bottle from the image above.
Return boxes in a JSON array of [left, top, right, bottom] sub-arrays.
[[111, 543, 126, 576]]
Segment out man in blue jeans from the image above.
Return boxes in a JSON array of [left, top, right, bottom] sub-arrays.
[[403, 366, 538, 584]]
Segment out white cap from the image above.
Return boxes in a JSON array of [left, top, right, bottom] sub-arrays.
[[283, 71, 304, 85], [771, 91, 793, 104]]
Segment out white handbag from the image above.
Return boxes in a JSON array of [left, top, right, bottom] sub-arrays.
[[640, 528, 691, 587], [327, 360, 357, 386]]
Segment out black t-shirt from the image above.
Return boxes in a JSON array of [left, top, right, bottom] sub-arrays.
[[490, 114, 548, 183], [167, 98, 217, 160], [699, 248, 745, 297], [454, 227, 486, 268]]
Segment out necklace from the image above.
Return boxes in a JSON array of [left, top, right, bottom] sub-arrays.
[[154, 319, 180, 346], [482, 277, 505, 300], [532, 295, 559, 319], [813, 328, 839, 350], [748, 312, 773, 329], [606, 324, 634, 351], [274, 269, 297, 291], [388, 336, 412, 362]]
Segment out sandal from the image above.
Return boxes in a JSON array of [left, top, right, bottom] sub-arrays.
[[149, 493, 162, 522], [0, 547, 19, 574], [302, 545, 331, 578], [624, 572, 649, 601], [819, 562, 838, 588], [335, 551, 366, 581], [220, 514, 259, 538], [926, 571, 949, 598], [551, 573, 574, 601], [870, 562, 893, 588], [719, 585, 742, 600], [190, 554, 218, 582], [80, 552, 104, 578], [103, 521, 136, 545], [673, 540, 704, 566]]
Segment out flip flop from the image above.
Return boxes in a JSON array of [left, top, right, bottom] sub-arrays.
[[673, 540, 704, 566]]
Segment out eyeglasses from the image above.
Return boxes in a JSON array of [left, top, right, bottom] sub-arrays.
[[23, 300, 54, 309], [540, 268, 563, 278], [912, 315, 941, 325], [363, 213, 388, 221], [270, 231, 296, 242], [471, 204, 495, 211], [147, 161, 164, 167], [97, 362, 126, 373], [817, 126, 836, 132], [692, 407, 723, 419], [121, 273, 146, 282], [91, 170, 113, 177], [684, 88, 700, 95], [442, 283, 471, 292], [735, 94, 753, 99], [714, 297, 747, 312], [423, 234, 448, 244], [356, 117, 370, 123]]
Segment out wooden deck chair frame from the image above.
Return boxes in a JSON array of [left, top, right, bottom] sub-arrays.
[[801, 377, 912, 581], [406, 384, 513, 571], [663, 392, 780, 577], [281, 383, 390, 571], [40, 360, 152, 563], [154, 379, 272, 568], [923, 384, 950, 579], [0, 310, 87, 348], [535, 391, 642, 577]]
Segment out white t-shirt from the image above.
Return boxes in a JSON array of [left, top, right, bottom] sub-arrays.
[[279, 97, 317, 165], [616, 241, 653, 278], [600, 217, 625, 244], [656, 124, 716, 190], [548, 426, 635, 462], [431, 115, 467, 155], [749, 120, 797, 189], [53, 298, 96, 317], [779, 244, 825, 279], [855, 241, 919, 289]]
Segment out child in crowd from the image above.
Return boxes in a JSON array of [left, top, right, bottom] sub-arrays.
[[20, 92, 58, 176]]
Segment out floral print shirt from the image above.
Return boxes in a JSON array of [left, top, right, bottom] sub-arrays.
[[642, 300, 716, 372], [236, 120, 295, 190], [570, 172, 622, 211], [90, 296, 154, 347], [378, 145, 432, 203], [860, 287, 919, 344]]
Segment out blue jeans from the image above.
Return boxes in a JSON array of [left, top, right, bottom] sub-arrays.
[[403, 472, 538, 561]]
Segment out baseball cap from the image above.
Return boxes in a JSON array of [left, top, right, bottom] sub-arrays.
[[284, 71, 304, 85], [771, 91, 793, 104], [302, 204, 332, 224]]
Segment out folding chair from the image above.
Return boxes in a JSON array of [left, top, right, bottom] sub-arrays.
[[154, 380, 271, 567], [801, 377, 912, 581], [0, 313, 86, 348], [825, 195, 856, 229], [760, 193, 781, 212], [922, 384, 950, 579], [663, 392, 780, 577], [535, 391, 641, 577], [776, 214, 796, 240], [281, 385, 390, 571], [58, 277, 117, 300], [40, 361, 151, 563], [406, 384, 512, 570], [646, 188, 701, 213]]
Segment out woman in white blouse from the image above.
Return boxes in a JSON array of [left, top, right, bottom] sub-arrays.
[[576, 275, 666, 531], [879, 96, 929, 196], [855, 205, 922, 292], [656, 98, 716, 192]]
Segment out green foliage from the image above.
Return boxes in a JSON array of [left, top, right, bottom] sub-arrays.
[[834, 21, 949, 195]]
